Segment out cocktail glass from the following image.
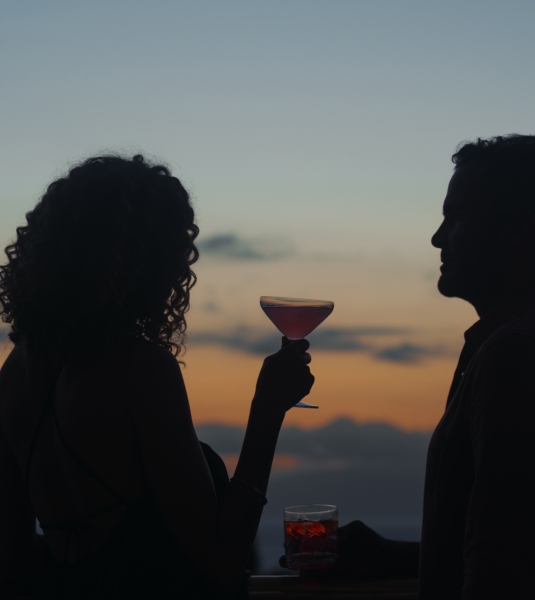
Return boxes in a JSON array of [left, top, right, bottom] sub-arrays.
[[260, 296, 334, 409], [284, 504, 338, 570]]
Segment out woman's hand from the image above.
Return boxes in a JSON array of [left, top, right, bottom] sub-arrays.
[[253, 337, 314, 414]]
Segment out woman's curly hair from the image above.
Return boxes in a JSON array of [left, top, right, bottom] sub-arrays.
[[0, 154, 199, 357]]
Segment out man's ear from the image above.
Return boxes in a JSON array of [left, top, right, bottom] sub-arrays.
[[500, 210, 535, 250]]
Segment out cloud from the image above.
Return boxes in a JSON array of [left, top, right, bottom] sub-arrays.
[[201, 301, 220, 314], [191, 328, 282, 355], [309, 327, 412, 352], [196, 418, 432, 519], [190, 327, 374, 355], [189, 325, 450, 363], [374, 343, 447, 364], [197, 233, 295, 261]]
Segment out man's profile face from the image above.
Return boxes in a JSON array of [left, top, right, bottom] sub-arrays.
[[431, 164, 502, 308]]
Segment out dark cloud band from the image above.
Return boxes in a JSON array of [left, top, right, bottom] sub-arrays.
[[197, 418, 432, 518], [197, 233, 294, 261], [189, 325, 451, 364]]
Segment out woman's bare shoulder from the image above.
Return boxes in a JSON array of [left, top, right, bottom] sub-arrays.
[[122, 338, 181, 366], [101, 339, 187, 411], [118, 340, 196, 458], [8, 338, 186, 419], [69, 338, 181, 379], [117, 338, 182, 384]]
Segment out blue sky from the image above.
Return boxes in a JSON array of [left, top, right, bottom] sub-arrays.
[[3, 0, 535, 247], [2, 1, 535, 427]]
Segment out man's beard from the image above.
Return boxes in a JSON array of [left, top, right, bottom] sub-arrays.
[[437, 260, 505, 306]]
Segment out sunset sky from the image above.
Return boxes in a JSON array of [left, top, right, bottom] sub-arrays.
[[2, 1, 535, 431]]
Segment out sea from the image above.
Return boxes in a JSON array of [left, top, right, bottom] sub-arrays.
[[254, 514, 422, 574]]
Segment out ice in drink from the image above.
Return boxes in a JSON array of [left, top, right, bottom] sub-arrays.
[[284, 518, 338, 570]]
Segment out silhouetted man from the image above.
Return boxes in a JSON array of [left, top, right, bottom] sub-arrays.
[[418, 135, 535, 599], [289, 136, 535, 599]]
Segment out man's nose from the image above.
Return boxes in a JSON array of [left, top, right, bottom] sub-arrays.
[[431, 220, 446, 249]]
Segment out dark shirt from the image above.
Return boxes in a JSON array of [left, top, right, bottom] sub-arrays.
[[419, 292, 535, 599]]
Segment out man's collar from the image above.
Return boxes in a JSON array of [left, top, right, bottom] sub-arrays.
[[465, 289, 535, 350]]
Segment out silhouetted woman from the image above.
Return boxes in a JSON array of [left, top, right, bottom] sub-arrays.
[[0, 155, 314, 599]]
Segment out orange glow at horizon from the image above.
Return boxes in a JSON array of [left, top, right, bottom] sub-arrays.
[[183, 345, 458, 432], [0, 338, 459, 433]]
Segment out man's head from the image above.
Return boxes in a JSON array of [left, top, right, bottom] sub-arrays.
[[432, 135, 535, 315]]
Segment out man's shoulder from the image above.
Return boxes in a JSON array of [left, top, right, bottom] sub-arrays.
[[478, 307, 535, 361], [465, 332, 535, 427], [498, 305, 535, 337], [475, 332, 535, 377]]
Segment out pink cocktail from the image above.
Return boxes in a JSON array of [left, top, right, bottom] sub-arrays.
[[260, 297, 334, 340], [260, 296, 334, 409], [262, 305, 333, 340]]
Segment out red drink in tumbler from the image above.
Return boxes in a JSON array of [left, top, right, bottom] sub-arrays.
[[283, 505, 338, 570]]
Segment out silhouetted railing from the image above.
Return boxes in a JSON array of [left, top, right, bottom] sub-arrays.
[[248, 575, 418, 598], [1, 575, 419, 599]]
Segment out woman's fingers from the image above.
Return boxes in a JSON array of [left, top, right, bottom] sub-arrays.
[[290, 338, 310, 353], [279, 338, 311, 363], [280, 337, 310, 351], [254, 337, 315, 411]]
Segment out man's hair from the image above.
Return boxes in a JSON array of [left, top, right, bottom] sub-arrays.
[[0, 154, 199, 357], [452, 135, 535, 213]]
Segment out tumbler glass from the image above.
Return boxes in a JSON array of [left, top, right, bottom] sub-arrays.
[[283, 504, 338, 570]]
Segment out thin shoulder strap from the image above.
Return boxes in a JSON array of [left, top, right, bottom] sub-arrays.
[[26, 361, 129, 505], [25, 396, 52, 488], [25, 362, 64, 489], [49, 372, 129, 504]]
